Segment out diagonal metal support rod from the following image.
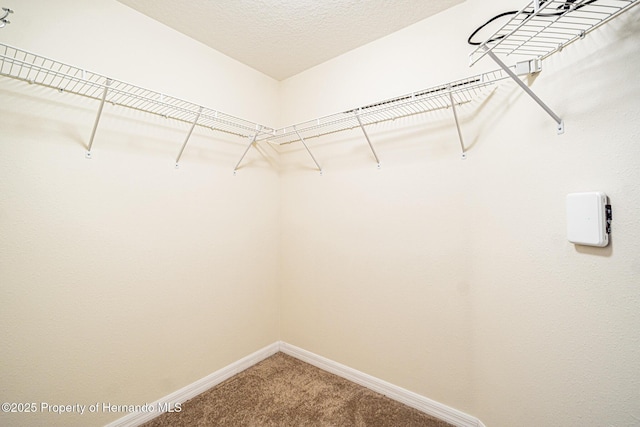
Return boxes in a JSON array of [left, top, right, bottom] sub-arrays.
[[448, 88, 467, 160], [293, 127, 322, 174], [355, 111, 381, 168], [86, 78, 112, 158], [484, 47, 564, 134], [175, 106, 203, 168], [233, 128, 261, 173]]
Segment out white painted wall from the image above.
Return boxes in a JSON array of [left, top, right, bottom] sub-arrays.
[[279, 1, 640, 426], [1, 0, 278, 124], [0, 1, 280, 426], [2, 1, 640, 427]]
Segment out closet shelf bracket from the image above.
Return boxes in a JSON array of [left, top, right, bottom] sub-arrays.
[[484, 47, 564, 134], [175, 106, 203, 168], [0, 43, 274, 164], [233, 126, 262, 174], [294, 126, 323, 175], [355, 110, 381, 168], [469, 0, 639, 66], [448, 86, 467, 159], [468, 0, 640, 135], [86, 78, 112, 159]]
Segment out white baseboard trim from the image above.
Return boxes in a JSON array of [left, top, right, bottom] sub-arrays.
[[280, 342, 483, 427], [105, 341, 486, 427], [104, 342, 280, 427]]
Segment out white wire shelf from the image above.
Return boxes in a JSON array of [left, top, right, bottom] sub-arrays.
[[2, 0, 632, 171], [0, 42, 509, 170], [0, 43, 273, 140], [469, 0, 639, 66], [259, 69, 508, 146]]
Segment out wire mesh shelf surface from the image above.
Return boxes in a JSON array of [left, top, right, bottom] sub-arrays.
[[259, 69, 508, 146], [0, 42, 507, 152], [1, 0, 637, 160], [0, 43, 273, 139], [469, 0, 639, 66]]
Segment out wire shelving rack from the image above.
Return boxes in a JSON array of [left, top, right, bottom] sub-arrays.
[[1, 0, 637, 171], [260, 71, 507, 146], [258, 70, 509, 171], [0, 43, 273, 167], [469, 0, 638, 65], [468, 0, 639, 134]]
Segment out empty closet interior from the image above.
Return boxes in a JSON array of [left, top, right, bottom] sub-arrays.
[[1, 1, 639, 426]]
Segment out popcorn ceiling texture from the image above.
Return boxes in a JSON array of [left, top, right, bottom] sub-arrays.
[[115, 0, 463, 80]]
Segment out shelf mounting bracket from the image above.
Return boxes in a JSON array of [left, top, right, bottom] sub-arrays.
[[174, 106, 203, 168], [448, 87, 467, 159], [484, 47, 564, 134], [86, 78, 112, 158], [233, 126, 263, 174], [355, 110, 381, 168], [293, 127, 323, 175]]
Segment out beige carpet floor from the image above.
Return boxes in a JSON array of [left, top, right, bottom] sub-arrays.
[[142, 352, 455, 427]]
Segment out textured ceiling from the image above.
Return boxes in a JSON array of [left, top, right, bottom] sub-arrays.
[[116, 0, 463, 81]]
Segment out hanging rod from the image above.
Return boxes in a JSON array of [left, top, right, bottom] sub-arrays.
[[469, 0, 639, 66], [259, 69, 509, 147], [0, 43, 274, 152]]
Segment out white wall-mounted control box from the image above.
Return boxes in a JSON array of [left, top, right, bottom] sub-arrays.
[[566, 192, 612, 247]]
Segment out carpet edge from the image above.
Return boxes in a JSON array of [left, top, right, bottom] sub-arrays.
[[103, 342, 281, 427], [279, 342, 483, 427], [103, 341, 487, 427]]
